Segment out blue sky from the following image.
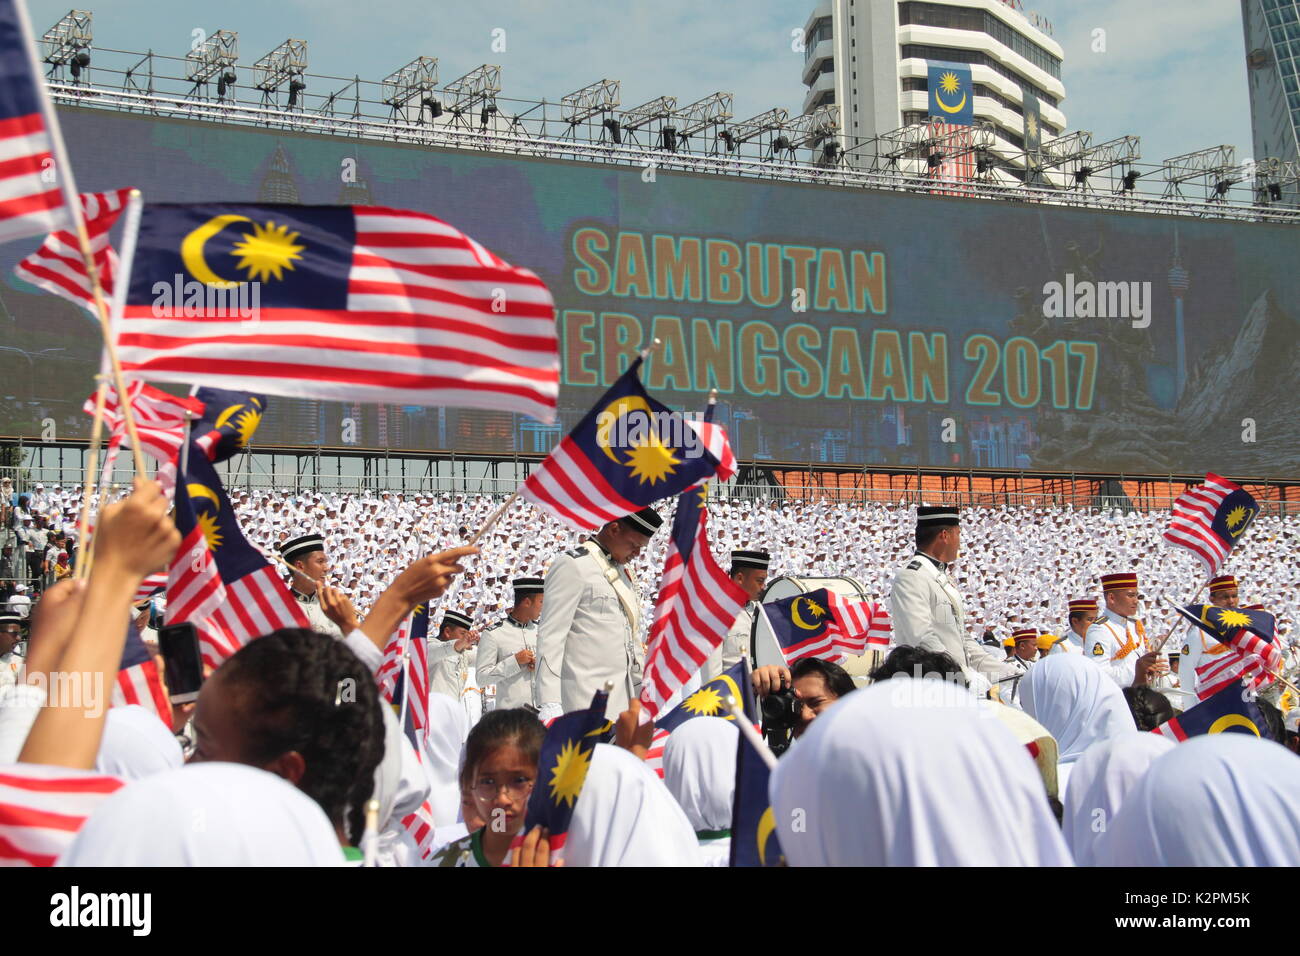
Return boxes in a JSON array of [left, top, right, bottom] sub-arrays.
[[25, 0, 1255, 165]]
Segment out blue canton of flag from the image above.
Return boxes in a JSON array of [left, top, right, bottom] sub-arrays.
[[1153, 683, 1274, 742], [192, 388, 268, 463], [928, 62, 974, 126], [521, 357, 736, 531], [730, 730, 783, 867], [657, 660, 757, 736], [517, 687, 613, 857]]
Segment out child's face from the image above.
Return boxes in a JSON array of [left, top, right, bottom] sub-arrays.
[[469, 744, 536, 835]]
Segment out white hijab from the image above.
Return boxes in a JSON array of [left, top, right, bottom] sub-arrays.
[[769, 678, 1073, 866], [1020, 654, 1135, 784], [422, 692, 468, 828], [372, 702, 432, 866], [94, 705, 184, 781], [1063, 732, 1172, 866], [662, 718, 738, 833], [1094, 734, 1300, 866], [565, 744, 704, 867], [59, 762, 344, 866]]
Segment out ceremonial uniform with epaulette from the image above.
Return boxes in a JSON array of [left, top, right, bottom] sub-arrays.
[[428, 609, 477, 704], [278, 533, 342, 638], [535, 507, 663, 720], [1178, 574, 1239, 699], [1084, 572, 1149, 687], [889, 506, 1016, 687], [476, 577, 544, 710]]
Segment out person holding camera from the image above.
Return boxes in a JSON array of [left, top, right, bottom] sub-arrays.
[[751, 657, 857, 754]]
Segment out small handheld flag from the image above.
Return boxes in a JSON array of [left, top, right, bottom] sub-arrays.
[[14, 189, 132, 309], [516, 686, 613, 859], [1152, 683, 1273, 742], [643, 660, 758, 776], [761, 588, 890, 664], [521, 357, 736, 531], [109, 621, 171, 725], [191, 388, 267, 462], [1173, 602, 1282, 700], [640, 399, 747, 721], [166, 441, 309, 668], [729, 725, 784, 867], [1163, 474, 1258, 578]]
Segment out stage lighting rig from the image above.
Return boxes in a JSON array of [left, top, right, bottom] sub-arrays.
[[42, 10, 93, 83], [253, 39, 308, 110], [186, 29, 239, 102], [382, 56, 439, 124]]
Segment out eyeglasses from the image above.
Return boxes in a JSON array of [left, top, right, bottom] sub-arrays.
[[471, 775, 534, 798]]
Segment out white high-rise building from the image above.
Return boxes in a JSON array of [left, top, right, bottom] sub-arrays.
[[801, 0, 1066, 180]]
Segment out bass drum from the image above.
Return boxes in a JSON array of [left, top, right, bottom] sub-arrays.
[[751, 575, 887, 681]]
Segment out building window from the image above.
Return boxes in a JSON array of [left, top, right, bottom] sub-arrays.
[[898, 1, 1062, 80], [900, 44, 1060, 107]]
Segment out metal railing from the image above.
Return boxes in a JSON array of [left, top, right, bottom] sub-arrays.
[[4, 463, 1295, 517]]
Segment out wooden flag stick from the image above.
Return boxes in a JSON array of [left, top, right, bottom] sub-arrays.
[[725, 695, 778, 772], [72, 375, 110, 581], [1152, 583, 1207, 653]]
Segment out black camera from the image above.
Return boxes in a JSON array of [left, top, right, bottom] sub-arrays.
[[761, 687, 802, 756]]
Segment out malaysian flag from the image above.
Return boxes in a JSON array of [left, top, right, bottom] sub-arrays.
[[166, 439, 309, 668], [643, 660, 757, 777], [109, 620, 171, 725], [512, 687, 612, 861], [389, 604, 431, 752], [521, 358, 736, 531], [730, 729, 783, 867], [82, 380, 205, 468], [1163, 474, 1259, 578], [0, 765, 124, 867], [116, 203, 558, 422], [190, 387, 267, 463], [400, 799, 440, 862], [761, 587, 890, 665], [14, 189, 131, 309], [1174, 603, 1283, 701], [1152, 682, 1273, 742], [640, 435, 747, 721], [0, 0, 71, 242]]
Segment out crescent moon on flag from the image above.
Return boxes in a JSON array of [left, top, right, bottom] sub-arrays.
[[757, 807, 777, 866], [213, 404, 246, 429], [1208, 714, 1260, 736], [187, 483, 222, 511], [934, 89, 967, 115], [790, 597, 821, 631], [181, 214, 252, 289], [596, 395, 654, 465]]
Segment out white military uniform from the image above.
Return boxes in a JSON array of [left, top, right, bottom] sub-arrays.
[[889, 552, 1016, 685], [1084, 607, 1149, 687], [1000, 654, 1033, 710], [1178, 624, 1233, 701], [428, 639, 477, 707], [476, 615, 538, 710], [290, 586, 343, 639], [535, 539, 643, 719], [699, 604, 755, 685], [1050, 630, 1085, 655]]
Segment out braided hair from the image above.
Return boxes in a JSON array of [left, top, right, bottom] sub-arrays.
[[216, 628, 385, 845], [460, 708, 545, 791]]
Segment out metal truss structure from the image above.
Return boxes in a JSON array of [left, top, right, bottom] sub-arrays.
[[34, 9, 1300, 225]]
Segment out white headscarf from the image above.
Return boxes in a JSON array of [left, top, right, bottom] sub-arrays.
[[422, 692, 468, 828], [662, 718, 737, 832], [1063, 732, 1173, 866], [1020, 654, 1135, 793], [565, 744, 703, 867], [59, 762, 344, 866], [94, 705, 183, 781], [1094, 734, 1300, 866], [769, 678, 1073, 866]]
